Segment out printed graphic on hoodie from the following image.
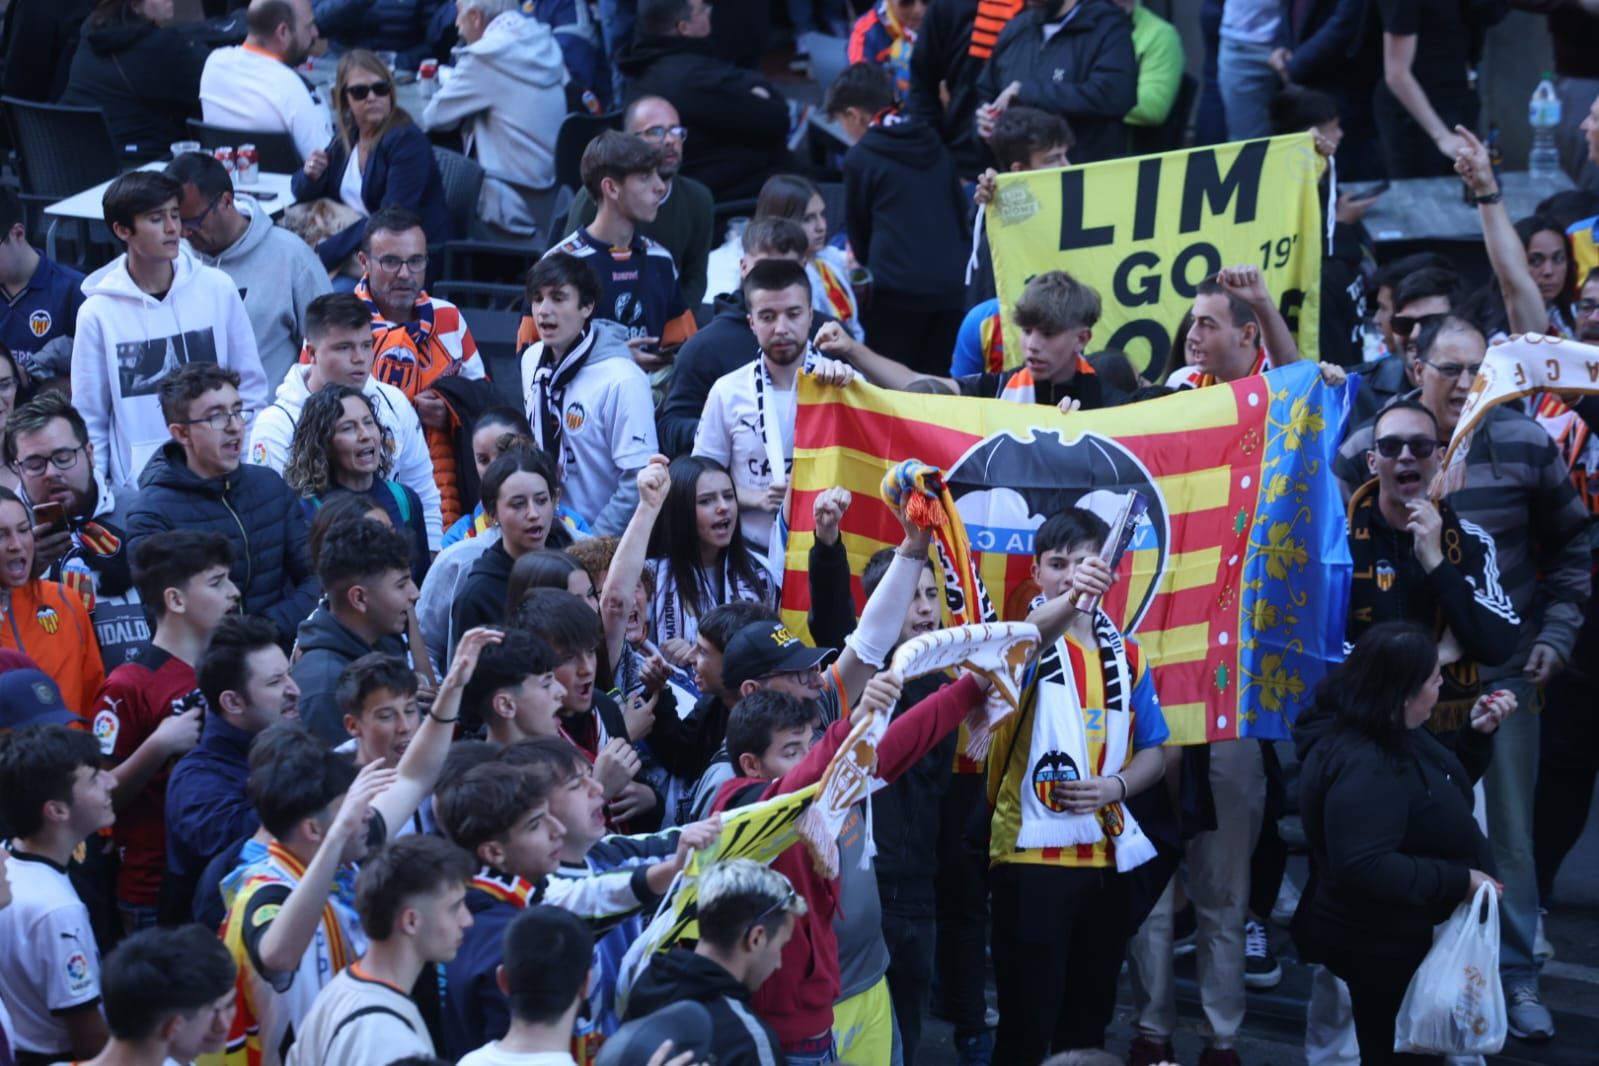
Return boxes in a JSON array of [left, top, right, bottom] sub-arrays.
[[115, 328, 218, 397]]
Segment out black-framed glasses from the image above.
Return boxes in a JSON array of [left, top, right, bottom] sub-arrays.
[[746, 887, 798, 934], [759, 664, 823, 686], [1392, 312, 1445, 338], [637, 124, 688, 142], [1420, 358, 1484, 381], [12, 446, 83, 477], [181, 193, 225, 234], [1373, 435, 1444, 459], [344, 81, 392, 102], [1577, 299, 1599, 316], [179, 406, 254, 431], [375, 253, 428, 274]]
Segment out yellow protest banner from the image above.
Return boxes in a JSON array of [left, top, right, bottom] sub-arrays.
[[987, 133, 1326, 374]]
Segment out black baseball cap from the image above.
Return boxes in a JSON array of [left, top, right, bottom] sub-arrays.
[[720, 620, 834, 692], [596, 1001, 714, 1066]]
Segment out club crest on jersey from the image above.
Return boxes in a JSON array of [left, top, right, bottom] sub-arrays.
[[564, 402, 586, 431], [1031, 750, 1080, 813], [36, 605, 60, 634], [1376, 559, 1396, 592], [28, 309, 51, 337]]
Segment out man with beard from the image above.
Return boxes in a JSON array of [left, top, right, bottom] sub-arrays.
[[199, 0, 331, 163], [5, 391, 147, 669], [563, 96, 715, 308], [693, 258, 853, 561]]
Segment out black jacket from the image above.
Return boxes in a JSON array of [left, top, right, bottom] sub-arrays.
[[976, 0, 1137, 164], [452, 538, 515, 636], [906, 0, 991, 178], [60, 15, 207, 159], [291, 606, 408, 745], [290, 120, 452, 269], [127, 443, 318, 645], [1292, 707, 1494, 958], [1, 0, 93, 102], [843, 119, 970, 300], [625, 949, 784, 1066], [615, 33, 790, 201], [656, 290, 832, 456]]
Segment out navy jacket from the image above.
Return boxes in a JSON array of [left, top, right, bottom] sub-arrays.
[[290, 120, 453, 270], [60, 15, 207, 159], [312, 0, 451, 69], [127, 442, 319, 645], [291, 607, 409, 745], [165, 715, 258, 885]]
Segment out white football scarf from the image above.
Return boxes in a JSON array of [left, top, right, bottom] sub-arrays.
[[1014, 611, 1155, 871]]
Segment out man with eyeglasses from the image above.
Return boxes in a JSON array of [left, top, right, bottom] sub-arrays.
[[1336, 314, 1590, 1041], [1345, 399, 1519, 725], [564, 95, 715, 308], [418, 0, 568, 240], [126, 363, 318, 646], [4, 391, 149, 670], [351, 206, 491, 530], [163, 152, 331, 391], [70, 171, 269, 502]]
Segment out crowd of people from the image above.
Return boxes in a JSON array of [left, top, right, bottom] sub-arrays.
[[0, 1, 1598, 1065]]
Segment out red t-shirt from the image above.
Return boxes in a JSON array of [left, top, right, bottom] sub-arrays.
[[90, 648, 204, 906]]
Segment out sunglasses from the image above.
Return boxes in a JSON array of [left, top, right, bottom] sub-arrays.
[[344, 81, 392, 102], [1373, 435, 1444, 459], [746, 888, 799, 934]]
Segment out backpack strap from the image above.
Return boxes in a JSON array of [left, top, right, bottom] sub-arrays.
[[385, 479, 411, 524], [323, 1004, 415, 1057]]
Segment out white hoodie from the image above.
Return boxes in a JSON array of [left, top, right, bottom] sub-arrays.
[[420, 10, 567, 236], [247, 364, 445, 548], [72, 247, 268, 495]]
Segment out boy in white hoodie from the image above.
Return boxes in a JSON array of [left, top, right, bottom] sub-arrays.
[[247, 292, 445, 549], [71, 171, 268, 498]]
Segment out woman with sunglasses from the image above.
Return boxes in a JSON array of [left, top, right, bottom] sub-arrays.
[[284, 386, 431, 585], [291, 49, 451, 278], [0, 486, 105, 713]]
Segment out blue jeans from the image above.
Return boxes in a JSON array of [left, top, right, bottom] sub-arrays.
[[1217, 36, 1280, 142], [1482, 675, 1541, 986]]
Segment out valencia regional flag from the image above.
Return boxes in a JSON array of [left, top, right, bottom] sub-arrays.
[[780, 361, 1354, 743]]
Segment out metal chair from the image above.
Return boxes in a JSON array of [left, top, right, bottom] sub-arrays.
[[185, 120, 302, 171], [2, 97, 124, 265]]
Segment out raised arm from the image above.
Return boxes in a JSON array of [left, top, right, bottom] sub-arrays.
[[1454, 126, 1548, 335], [815, 320, 928, 391], [1218, 264, 1300, 366], [1382, 31, 1466, 161], [600, 459, 670, 673]]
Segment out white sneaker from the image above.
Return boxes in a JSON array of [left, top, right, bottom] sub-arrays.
[[1271, 877, 1302, 925], [1506, 983, 1555, 1041]]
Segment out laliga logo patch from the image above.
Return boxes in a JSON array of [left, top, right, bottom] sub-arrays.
[[93, 709, 119, 755], [251, 442, 267, 464], [1031, 750, 1079, 813], [28, 309, 51, 337], [65, 952, 91, 989], [36, 605, 60, 635], [564, 402, 586, 432]]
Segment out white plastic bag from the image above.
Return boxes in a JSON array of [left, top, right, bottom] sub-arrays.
[[1394, 881, 1507, 1055]]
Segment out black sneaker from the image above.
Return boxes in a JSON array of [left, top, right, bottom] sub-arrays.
[[1244, 917, 1282, 989]]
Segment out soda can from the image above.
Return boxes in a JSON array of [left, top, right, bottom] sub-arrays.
[[419, 59, 438, 97], [236, 144, 259, 185], [213, 146, 235, 177]]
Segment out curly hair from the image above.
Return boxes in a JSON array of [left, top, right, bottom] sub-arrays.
[[284, 385, 395, 497]]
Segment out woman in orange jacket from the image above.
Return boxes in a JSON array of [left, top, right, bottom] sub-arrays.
[[0, 487, 105, 714]]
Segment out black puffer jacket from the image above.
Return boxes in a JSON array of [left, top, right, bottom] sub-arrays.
[[60, 15, 206, 159], [625, 949, 784, 1066], [1292, 705, 1495, 959], [126, 443, 318, 645], [616, 33, 790, 200], [291, 607, 408, 745], [976, 0, 1137, 164], [451, 538, 514, 637]]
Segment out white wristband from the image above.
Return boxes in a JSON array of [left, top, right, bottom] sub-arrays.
[[845, 550, 925, 668]]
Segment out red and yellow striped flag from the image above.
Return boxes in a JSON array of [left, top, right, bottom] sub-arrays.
[[780, 363, 1353, 744]]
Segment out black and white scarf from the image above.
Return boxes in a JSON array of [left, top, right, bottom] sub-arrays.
[[527, 327, 598, 478], [649, 556, 771, 651]]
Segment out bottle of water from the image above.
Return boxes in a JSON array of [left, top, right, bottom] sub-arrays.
[[1528, 74, 1562, 184]]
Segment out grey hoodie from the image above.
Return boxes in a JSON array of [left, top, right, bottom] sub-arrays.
[[420, 10, 568, 236], [191, 198, 333, 389]]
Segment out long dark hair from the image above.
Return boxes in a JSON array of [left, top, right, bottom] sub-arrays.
[[283, 385, 394, 497], [479, 444, 572, 551], [647, 455, 768, 619], [505, 549, 589, 621], [1305, 621, 1439, 750]]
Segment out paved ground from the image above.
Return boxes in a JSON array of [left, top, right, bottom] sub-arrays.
[[911, 773, 1599, 1066]]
